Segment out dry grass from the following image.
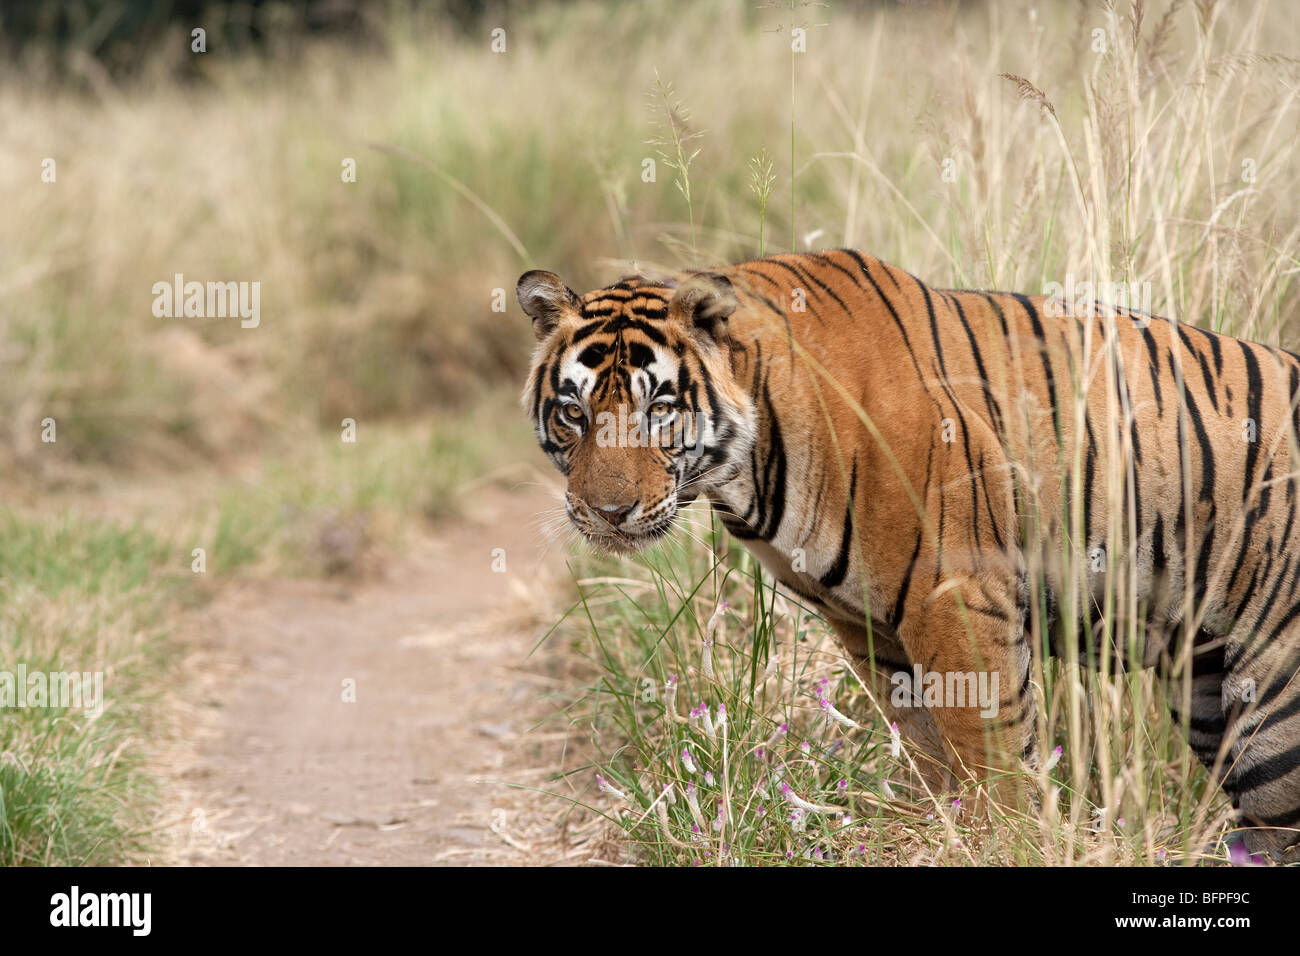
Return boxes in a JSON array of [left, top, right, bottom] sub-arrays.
[[3, 0, 1298, 865], [508, 0, 1300, 866], [4, 1, 1295, 481]]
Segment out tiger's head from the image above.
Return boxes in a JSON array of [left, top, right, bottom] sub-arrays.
[[519, 269, 756, 554]]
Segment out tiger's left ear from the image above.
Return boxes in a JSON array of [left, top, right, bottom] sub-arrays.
[[517, 270, 580, 340], [670, 272, 737, 346]]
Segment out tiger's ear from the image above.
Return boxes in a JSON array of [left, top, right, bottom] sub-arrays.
[[517, 270, 580, 340], [670, 272, 737, 346]]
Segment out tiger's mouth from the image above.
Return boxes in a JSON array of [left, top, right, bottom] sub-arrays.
[[565, 493, 678, 554], [582, 519, 675, 554]]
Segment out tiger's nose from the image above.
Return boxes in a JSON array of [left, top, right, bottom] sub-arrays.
[[596, 502, 637, 526]]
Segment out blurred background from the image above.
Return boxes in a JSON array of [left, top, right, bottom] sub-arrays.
[[5, 0, 1297, 480], [2, 0, 1297, 866]]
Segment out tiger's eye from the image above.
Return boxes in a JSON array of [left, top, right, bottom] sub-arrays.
[[563, 404, 585, 422], [649, 401, 673, 417]]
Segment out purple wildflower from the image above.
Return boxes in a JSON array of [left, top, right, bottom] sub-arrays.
[[681, 747, 698, 774]]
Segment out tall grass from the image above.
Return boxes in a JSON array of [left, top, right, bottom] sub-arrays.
[[0, 513, 176, 865], [550, 512, 1237, 866], [4, 0, 1298, 865], [5, 5, 538, 858], [6, 1, 1295, 479], [526, 0, 1299, 865], [0, 407, 511, 864]]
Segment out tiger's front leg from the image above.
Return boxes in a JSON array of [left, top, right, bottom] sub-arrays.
[[827, 617, 956, 798], [895, 571, 1037, 812]]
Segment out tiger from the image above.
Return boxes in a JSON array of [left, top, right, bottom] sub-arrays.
[[518, 249, 1300, 861]]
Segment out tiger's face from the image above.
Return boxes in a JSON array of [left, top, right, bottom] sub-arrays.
[[519, 270, 756, 554]]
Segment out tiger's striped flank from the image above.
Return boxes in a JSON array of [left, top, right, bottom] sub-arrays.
[[520, 249, 1300, 861]]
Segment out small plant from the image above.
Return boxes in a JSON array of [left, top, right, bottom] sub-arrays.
[[749, 147, 777, 257], [647, 68, 706, 263]]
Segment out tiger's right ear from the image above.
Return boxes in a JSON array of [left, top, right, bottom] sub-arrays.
[[517, 270, 580, 340], [670, 272, 737, 346]]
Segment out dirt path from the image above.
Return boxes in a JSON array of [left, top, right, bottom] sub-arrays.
[[158, 470, 614, 866]]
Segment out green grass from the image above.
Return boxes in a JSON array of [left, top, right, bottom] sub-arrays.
[[0, 514, 175, 865], [196, 397, 527, 576], [4, 0, 1298, 867], [501, 0, 1300, 867], [5, 0, 1296, 478], [0, 398, 518, 865], [544, 509, 1236, 866]]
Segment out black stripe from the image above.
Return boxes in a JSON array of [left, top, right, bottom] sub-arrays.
[[821, 250, 870, 291], [1229, 743, 1300, 793], [949, 292, 1007, 443], [757, 383, 787, 540], [1186, 322, 1224, 375], [598, 315, 669, 345], [1178, 324, 1220, 413], [978, 292, 1009, 338], [889, 533, 923, 632], [1011, 293, 1061, 439], [921, 287, 984, 552], [762, 259, 827, 323], [1139, 323, 1164, 416], [1226, 555, 1294, 671], [1083, 416, 1097, 546], [977, 450, 1006, 551], [1244, 803, 1300, 830], [1173, 352, 1217, 503], [1239, 340, 1264, 504], [842, 250, 926, 383], [783, 256, 851, 314], [818, 460, 858, 589], [1252, 689, 1300, 737]]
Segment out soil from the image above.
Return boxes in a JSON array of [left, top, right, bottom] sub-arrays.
[[154, 470, 619, 866]]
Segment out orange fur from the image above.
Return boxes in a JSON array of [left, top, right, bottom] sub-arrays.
[[521, 250, 1300, 858]]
